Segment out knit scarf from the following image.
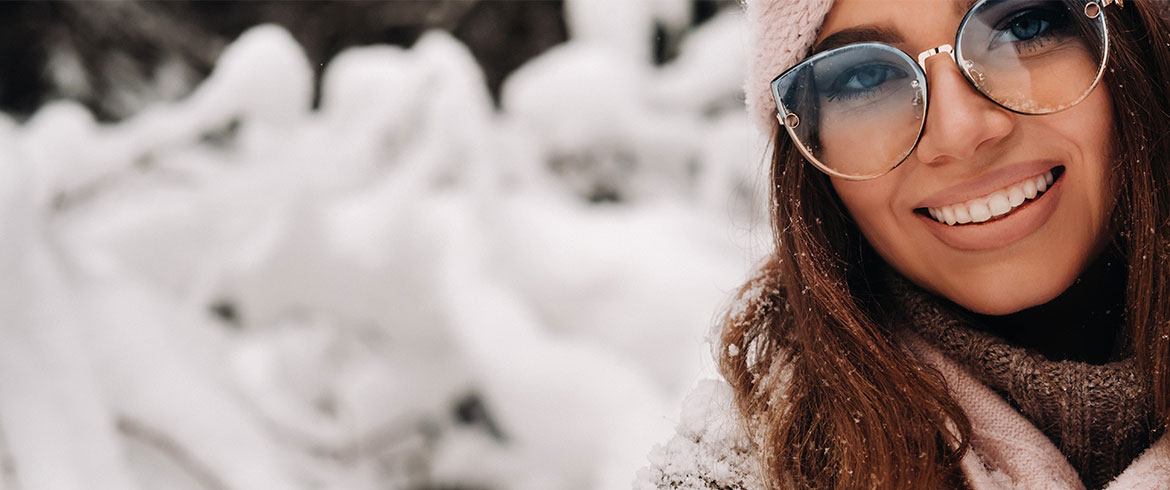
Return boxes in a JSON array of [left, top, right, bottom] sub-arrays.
[[884, 276, 1159, 489]]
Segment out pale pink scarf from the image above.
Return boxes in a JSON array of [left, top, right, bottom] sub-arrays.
[[904, 333, 1170, 490], [634, 333, 1170, 490]]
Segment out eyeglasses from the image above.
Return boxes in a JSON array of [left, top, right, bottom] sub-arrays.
[[770, 0, 1121, 181]]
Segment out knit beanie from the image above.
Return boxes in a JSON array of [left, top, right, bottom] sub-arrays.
[[744, 0, 835, 137]]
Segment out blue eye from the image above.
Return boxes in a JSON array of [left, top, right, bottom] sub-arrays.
[[1005, 12, 1052, 41], [1009, 16, 1048, 40], [990, 7, 1070, 52], [826, 63, 907, 101]]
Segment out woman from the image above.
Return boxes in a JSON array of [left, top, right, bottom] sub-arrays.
[[637, 0, 1170, 488]]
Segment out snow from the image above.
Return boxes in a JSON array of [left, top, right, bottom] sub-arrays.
[[1, 8, 767, 490], [632, 380, 760, 490]]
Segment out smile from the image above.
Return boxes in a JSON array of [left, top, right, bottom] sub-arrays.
[[915, 165, 1066, 252], [923, 168, 1062, 226]]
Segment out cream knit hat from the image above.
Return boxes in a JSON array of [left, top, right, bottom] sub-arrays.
[[744, 0, 835, 136]]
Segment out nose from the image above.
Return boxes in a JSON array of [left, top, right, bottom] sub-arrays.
[[912, 55, 1015, 165]]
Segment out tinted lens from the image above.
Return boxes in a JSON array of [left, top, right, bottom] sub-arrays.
[[957, 0, 1107, 114], [772, 43, 927, 179]]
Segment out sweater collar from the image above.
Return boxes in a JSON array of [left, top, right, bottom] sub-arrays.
[[881, 272, 1158, 489]]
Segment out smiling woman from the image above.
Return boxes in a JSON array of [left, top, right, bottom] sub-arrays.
[[637, 0, 1170, 489], [822, 0, 1118, 315]]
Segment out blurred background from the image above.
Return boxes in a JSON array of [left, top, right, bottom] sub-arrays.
[[0, 1, 770, 489]]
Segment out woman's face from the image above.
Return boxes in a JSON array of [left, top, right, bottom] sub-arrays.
[[820, 0, 1118, 315]]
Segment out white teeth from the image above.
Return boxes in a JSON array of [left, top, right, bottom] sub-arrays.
[[968, 200, 992, 223], [1022, 179, 1038, 199], [1008, 187, 1025, 207], [941, 206, 957, 225], [954, 205, 971, 224], [987, 191, 1012, 217], [925, 169, 1056, 226]]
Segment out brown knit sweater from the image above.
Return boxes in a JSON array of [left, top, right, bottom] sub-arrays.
[[888, 278, 1159, 489]]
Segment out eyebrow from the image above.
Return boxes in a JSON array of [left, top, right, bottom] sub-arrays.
[[812, 0, 984, 55], [811, 25, 904, 55]]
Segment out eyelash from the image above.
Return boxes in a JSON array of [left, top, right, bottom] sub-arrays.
[[824, 64, 905, 102], [991, 7, 1071, 55]]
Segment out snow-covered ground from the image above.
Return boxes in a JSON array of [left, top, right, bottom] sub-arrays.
[[0, 4, 769, 489]]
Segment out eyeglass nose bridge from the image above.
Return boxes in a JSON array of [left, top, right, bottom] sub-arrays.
[[916, 44, 955, 71], [915, 43, 989, 96]]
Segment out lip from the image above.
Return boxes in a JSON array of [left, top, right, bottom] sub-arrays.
[[914, 161, 1062, 209], [917, 168, 1064, 251]]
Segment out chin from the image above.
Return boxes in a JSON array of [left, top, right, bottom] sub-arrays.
[[933, 264, 1080, 316], [952, 291, 1058, 316]]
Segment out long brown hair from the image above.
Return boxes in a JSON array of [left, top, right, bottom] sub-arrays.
[[719, 3, 1170, 488]]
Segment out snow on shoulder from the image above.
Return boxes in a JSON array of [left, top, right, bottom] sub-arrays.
[[634, 379, 762, 490]]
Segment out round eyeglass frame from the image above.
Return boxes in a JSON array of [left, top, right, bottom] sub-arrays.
[[769, 0, 1115, 181]]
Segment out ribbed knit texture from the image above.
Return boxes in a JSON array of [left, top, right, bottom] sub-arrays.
[[886, 276, 1158, 489]]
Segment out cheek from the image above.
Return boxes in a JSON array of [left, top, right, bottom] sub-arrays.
[[1038, 87, 1118, 259], [1057, 92, 1117, 220], [821, 109, 923, 178], [830, 177, 920, 268], [1063, 90, 1119, 260]]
